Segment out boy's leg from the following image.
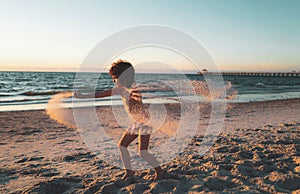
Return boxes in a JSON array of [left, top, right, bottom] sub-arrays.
[[118, 132, 138, 179], [139, 134, 164, 180]]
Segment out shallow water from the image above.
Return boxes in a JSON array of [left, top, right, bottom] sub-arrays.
[[0, 71, 300, 111]]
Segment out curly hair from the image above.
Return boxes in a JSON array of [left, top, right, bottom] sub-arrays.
[[109, 59, 135, 88]]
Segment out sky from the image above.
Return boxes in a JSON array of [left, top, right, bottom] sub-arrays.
[[0, 0, 299, 73]]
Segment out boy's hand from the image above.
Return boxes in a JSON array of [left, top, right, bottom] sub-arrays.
[[73, 90, 94, 99]]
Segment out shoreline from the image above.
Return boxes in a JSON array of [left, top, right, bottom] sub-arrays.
[[1, 97, 300, 113], [0, 98, 299, 193]]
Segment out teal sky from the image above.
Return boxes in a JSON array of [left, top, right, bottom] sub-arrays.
[[0, 0, 299, 72]]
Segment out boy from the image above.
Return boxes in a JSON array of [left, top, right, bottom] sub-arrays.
[[74, 60, 164, 180]]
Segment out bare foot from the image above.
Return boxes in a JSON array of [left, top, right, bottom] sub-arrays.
[[121, 170, 135, 180]]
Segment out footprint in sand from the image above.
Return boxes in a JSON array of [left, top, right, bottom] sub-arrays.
[[23, 177, 83, 193]]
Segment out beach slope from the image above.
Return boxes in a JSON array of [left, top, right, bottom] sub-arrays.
[[0, 99, 299, 193]]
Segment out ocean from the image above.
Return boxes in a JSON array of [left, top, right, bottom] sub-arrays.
[[0, 71, 300, 112]]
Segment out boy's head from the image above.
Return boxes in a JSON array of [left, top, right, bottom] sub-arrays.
[[109, 59, 135, 88]]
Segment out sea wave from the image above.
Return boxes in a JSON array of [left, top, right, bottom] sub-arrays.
[[21, 91, 68, 96], [0, 93, 17, 97], [0, 99, 48, 105]]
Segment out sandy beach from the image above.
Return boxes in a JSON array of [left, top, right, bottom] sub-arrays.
[[1, 99, 300, 193]]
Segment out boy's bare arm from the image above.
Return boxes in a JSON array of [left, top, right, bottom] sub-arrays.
[[74, 87, 123, 99], [74, 89, 112, 99]]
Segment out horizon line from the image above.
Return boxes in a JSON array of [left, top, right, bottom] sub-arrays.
[[1, 69, 299, 74]]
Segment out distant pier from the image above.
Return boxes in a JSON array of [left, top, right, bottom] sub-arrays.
[[198, 72, 300, 77]]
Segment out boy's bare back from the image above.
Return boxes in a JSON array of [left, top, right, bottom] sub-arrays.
[[114, 85, 149, 124]]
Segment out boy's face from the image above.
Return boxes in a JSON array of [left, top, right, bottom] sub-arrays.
[[112, 76, 121, 87]]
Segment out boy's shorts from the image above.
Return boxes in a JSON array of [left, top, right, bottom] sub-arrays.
[[126, 123, 153, 135]]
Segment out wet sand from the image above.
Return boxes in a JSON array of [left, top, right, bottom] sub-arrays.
[[0, 99, 300, 193]]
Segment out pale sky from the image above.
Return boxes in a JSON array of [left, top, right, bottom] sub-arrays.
[[0, 0, 299, 72]]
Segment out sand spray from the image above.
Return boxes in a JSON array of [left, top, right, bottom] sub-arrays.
[[45, 80, 237, 132], [46, 92, 76, 129]]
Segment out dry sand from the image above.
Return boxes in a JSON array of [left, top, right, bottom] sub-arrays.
[[0, 99, 300, 193]]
